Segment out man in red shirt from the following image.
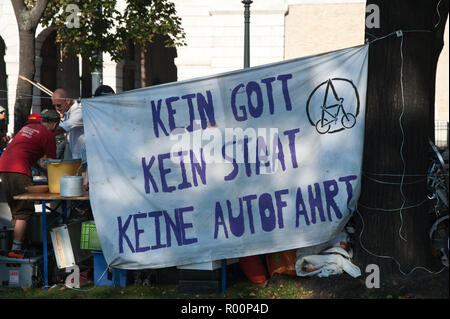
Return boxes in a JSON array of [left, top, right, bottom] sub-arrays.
[[0, 109, 60, 257]]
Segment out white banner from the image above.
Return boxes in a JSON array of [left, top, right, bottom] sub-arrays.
[[82, 44, 368, 269]]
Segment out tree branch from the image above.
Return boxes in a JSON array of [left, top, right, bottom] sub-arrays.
[[10, 0, 26, 24], [10, 0, 48, 30], [29, 0, 49, 27]]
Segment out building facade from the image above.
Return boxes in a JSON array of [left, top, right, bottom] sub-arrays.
[[0, 0, 448, 137]]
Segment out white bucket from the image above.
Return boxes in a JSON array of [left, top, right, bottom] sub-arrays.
[[60, 176, 83, 197]]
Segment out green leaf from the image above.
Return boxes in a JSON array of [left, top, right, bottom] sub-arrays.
[[41, 0, 185, 71]]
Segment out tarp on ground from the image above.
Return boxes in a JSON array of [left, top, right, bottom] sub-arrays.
[[82, 44, 369, 269]]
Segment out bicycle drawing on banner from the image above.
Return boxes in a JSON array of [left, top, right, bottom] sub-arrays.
[[306, 78, 360, 134]]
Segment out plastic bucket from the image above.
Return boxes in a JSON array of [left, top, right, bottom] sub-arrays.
[[46, 159, 82, 193], [60, 176, 83, 197]]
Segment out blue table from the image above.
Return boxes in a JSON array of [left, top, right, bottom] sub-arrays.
[[14, 192, 89, 289]]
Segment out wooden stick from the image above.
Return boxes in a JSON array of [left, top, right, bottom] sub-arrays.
[[19, 75, 53, 96], [35, 82, 54, 96]]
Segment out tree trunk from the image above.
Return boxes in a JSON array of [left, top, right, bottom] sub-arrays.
[[355, 0, 449, 275], [14, 29, 36, 134], [11, 0, 48, 134]]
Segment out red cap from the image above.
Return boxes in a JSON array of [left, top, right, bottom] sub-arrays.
[[26, 113, 42, 124]]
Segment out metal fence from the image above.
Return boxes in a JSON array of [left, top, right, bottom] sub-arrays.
[[435, 120, 449, 150]]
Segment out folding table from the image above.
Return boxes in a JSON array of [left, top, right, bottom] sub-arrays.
[[13, 191, 89, 289]]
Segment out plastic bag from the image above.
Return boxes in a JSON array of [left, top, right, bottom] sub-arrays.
[[266, 249, 297, 277], [294, 229, 361, 278], [295, 254, 361, 278], [239, 255, 268, 284]]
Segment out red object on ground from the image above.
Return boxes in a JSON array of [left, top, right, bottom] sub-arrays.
[[239, 255, 268, 284], [7, 251, 24, 259]]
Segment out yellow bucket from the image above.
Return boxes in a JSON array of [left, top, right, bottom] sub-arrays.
[[46, 159, 82, 193]]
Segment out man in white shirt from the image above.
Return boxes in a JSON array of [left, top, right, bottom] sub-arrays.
[[52, 89, 92, 223], [52, 88, 86, 163], [52, 86, 115, 192]]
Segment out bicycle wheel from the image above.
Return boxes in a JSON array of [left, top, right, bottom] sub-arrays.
[[429, 215, 449, 266], [315, 119, 331, 134], [429, 138, 447, 175], [428, 138, 449, 208], [341, 113, 356, 129]]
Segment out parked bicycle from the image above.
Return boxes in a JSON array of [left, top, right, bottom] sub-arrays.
[[427, 138, 449, 267]]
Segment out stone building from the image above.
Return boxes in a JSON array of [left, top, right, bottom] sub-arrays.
[[0, 0, 448, 142]]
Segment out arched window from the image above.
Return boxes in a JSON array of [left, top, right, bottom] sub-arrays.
[[121, 35, 178, 92], [144, 34, 177, 87], [39, 28, 81, 107], [39, 29, 57, 109], [122, 41, 141, 91]]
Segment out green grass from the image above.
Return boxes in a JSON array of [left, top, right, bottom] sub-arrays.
[[0, 269, 447, 299], [0, 275, 313, 299]]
